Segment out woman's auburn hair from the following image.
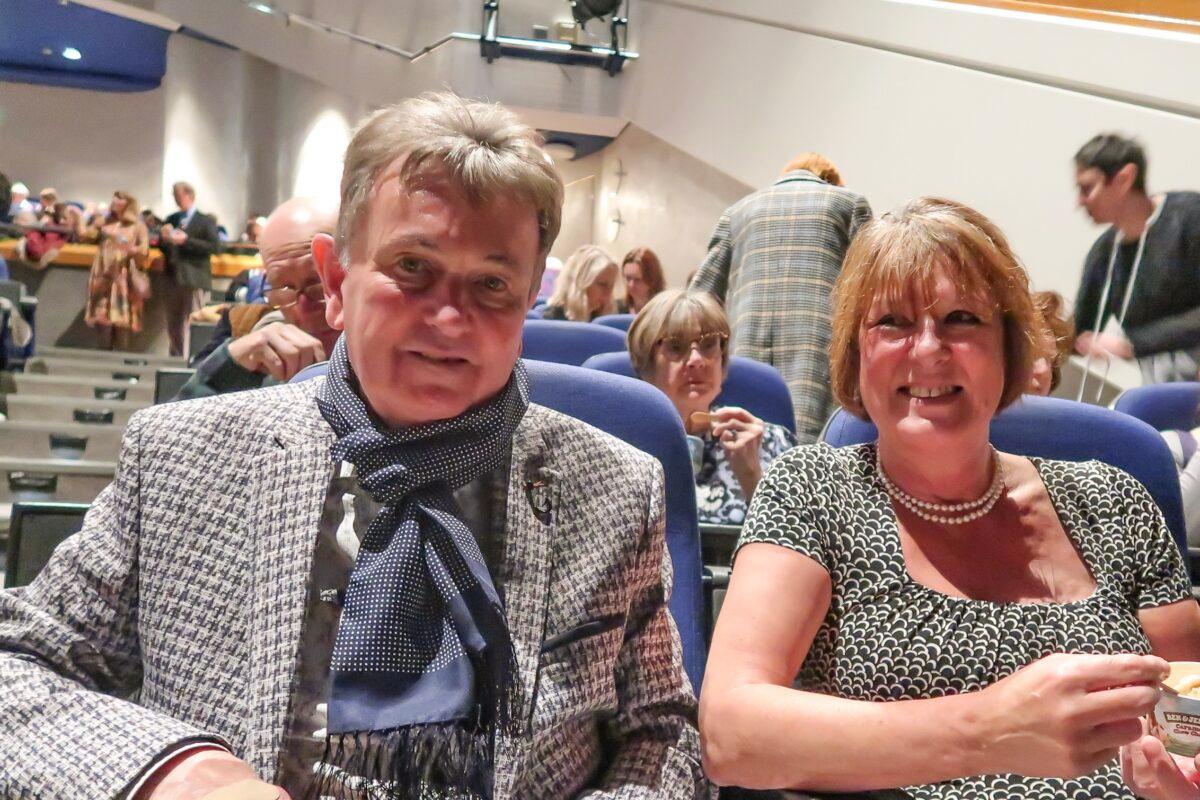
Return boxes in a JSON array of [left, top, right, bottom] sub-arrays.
[[626, 288, 731, 379], [829, 196, 1043, 420], [621, 246, 667, 297]]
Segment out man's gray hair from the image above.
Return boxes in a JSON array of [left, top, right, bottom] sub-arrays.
[[336, 92, 564, 261]]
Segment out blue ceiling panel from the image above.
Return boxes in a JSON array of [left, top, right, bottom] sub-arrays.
[[0, 0, 171, 92]]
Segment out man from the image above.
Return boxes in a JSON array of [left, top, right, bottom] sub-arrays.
[[6, 180, 36, 222], [691, 152, 871, 442], [1072, 133, 1200, 385], [161, 181, 222, 357], [176, 196, 339, 399], [0, 92, 706, 800]]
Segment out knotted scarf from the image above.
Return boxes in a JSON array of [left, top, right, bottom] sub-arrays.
[[313, 336, 529, 799]]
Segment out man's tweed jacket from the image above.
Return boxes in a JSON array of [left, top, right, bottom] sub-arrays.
[[691, 170, 872, 444], [0, 379, 708, 799]]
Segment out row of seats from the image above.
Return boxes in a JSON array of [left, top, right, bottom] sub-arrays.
[[7, 340, 1200, 690]]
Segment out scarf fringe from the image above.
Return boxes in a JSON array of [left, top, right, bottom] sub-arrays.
[[307, 633, 523, 800], [308, 722, 495, 800]]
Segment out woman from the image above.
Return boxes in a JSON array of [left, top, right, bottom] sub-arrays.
[[1028, 289, 1075, 396], [84, 190, 149, 349], [700, 197, 1200, 799], [542, 244, 618, 321], [617, 246, 666, 314], [629, 289, 795, 525], [20, 188, 81, 268]]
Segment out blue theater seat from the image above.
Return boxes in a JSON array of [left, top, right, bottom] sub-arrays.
[[521, 319, 626, 366], [289, 358, 707, 689], [1114, 382, 1200, 432], [582, 351, 797, 435], [821, 395, 1189, 565], [592, 313, 635, 332]]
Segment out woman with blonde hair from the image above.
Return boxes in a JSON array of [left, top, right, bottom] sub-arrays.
[[85, 190, 149, 349], [617, 246, 667, 314], [701, 197, 1200, 799], [543, 244, 618, 321]]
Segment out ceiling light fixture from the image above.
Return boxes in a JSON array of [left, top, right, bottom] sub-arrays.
[[61, 46, 82, 60], [249, 2, 275, 14]]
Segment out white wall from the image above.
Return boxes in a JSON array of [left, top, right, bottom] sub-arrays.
[[0, 80, 165, 213], [624, 0, 1200, 305]]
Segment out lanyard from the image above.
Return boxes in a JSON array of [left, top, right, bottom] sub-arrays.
[[1076, 195, 1165, 402]]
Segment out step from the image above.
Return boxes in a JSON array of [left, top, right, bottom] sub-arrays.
[[0, 457, 115, 507], [34, 346, 186, 368], [12, 374, 157, 404], [0, 421, 124, 462], [5, 394, 149, 426], [24, 356, 156, 384]]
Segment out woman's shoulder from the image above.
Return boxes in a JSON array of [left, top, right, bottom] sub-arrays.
[[763, 441, 875, 491]]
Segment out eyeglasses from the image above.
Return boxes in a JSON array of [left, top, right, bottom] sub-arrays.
[[657, 331, 727, 361], [265, 283, 326, 309]]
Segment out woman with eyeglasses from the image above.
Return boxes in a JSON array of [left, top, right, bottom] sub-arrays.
[[628, 289, 796, 525]]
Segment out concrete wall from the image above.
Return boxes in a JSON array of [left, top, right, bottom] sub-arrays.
[[0, 80, 165, 215]]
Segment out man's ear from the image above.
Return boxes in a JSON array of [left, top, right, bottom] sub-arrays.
[[1115, 162, 1140, 194], [312, 233, 347, 331]]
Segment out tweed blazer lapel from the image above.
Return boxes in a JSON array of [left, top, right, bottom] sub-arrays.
[[242, 385, 336, 778], [493, 408, 558, 797]]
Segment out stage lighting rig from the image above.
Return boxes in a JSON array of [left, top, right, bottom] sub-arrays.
[[480, 0, 635, 76]]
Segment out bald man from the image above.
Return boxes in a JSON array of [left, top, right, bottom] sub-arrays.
[[176, 197, 339, 399]]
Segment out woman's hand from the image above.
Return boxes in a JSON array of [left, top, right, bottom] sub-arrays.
[[974, 653, 1167, 779], [710, 407, 766, 498], [1122, 732, 1200, 799]]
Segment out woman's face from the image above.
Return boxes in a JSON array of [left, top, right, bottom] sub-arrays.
[[585, 264, 617, 315], [111, 195, 128, 216], [623, 261, 649, 310], [857, 267, 1005, 449], [649, 325, 724, 420]]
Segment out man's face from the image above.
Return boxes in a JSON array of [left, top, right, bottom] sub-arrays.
[[1075, 166, 1125, 225], [174, 187, 194, 211], [317, 160, 542, 428], [264, 246, 337, 350]]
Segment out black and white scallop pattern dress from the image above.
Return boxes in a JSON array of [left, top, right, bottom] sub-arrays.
[[736, 443, 1192, 800]]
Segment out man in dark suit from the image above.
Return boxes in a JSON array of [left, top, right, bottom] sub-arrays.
[[160, 181, 221, 356]]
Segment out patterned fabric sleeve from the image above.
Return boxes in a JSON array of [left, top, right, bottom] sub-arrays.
[[760, 422, 798, 465], [690, 211, 732, 301], [1101, 462, 1193, 609], [584, 459, 711, 799], [0, 413, 227, 797], [735, 446, 835, 574]]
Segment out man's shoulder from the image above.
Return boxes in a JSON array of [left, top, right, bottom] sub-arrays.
[[127, 379, 326, 456], [522, 403, 659, 476]]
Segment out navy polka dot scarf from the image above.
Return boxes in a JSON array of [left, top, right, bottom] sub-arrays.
[[313, 336, 529, 800]]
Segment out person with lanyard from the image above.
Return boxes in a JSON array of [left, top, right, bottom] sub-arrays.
[[0, 91, 706, 800], [1072, 134, 1200, 390]]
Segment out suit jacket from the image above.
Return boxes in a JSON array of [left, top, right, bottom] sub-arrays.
[[691, 170, 871, 443], [0, 379, 707, 799], [162, 209, 221, 290]]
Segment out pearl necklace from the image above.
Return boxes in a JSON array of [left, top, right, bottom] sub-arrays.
[[876, 447, 1006, 525]]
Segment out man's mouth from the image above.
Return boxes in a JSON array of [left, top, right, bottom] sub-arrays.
[[411, 351, 469, 366], [900, 385, 962, 399]]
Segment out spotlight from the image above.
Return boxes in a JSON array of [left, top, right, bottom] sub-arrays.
[[568, 0, 623, 25], [61, 47, 82, 60], [249, 2, 274, 14]]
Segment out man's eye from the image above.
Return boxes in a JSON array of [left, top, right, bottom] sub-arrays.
[[481, 275, 507, 292], [397, 257, 425, 273]]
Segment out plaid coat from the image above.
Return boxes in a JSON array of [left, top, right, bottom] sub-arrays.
[[0, 379, 707, 799], [691, 170, 872, 443]]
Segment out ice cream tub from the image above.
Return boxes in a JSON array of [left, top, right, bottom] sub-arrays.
[[1151, 662, 1200, 758]]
